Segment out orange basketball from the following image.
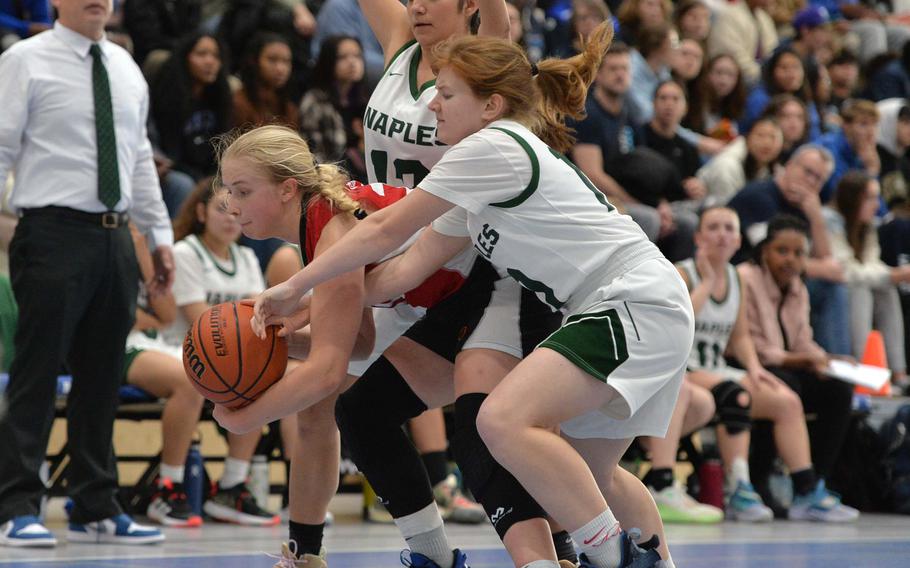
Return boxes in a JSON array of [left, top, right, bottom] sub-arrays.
[[182, 301, 288, 409]]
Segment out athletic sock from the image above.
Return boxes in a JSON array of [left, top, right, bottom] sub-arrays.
[[791, 467, 818, 497], [289, 520, 324, 556], [395, 502, 452, 568], [159, 463, 185, 484], [219, 457, 250, 489], [643, 467, 674, 492], [422, 451, 450, 488], [570, 509, 622, 568], [728, 457, 751, 492], [552, 530, 578, 564]]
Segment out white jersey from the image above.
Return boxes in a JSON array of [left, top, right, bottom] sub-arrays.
[[678, 258, 741, 372], [364, 41, 446, 187], [161, 234, 266, 347], [426, 120, 662, 314]]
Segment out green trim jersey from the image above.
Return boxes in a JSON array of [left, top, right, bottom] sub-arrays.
[[678, 258, 741, 372], [364, 41, 445, 186], [425, 120, 663, 315], [162, 234, 265, 347]]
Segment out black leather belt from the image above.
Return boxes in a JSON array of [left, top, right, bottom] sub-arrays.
[[21, 206, 130, 229]]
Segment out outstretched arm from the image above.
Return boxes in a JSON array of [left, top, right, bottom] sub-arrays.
[[358, 0, 413, 62], [365, 227, 471, 305], [477, 0, 511, 40], [253, 189, 456, 334]]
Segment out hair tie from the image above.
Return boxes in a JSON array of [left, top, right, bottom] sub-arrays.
[[530, 63, 539, 77]]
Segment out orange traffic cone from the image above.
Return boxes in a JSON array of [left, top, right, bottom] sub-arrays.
[[855, 330, 892, 396]]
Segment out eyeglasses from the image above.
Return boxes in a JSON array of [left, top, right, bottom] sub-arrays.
[[796, 161, 826, 185]]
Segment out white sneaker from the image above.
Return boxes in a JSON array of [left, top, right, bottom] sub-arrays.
[[0, 516, 57, 547], [788, 480, 859, 522], [67, 514, 164, 544], [650, 482, 724, 524], [726, 481, 774, 522]]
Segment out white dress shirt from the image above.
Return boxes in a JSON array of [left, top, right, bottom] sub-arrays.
[[0, 22, 173, 247]]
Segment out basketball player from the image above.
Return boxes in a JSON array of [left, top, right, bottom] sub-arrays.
[[252, 23, 687, 568], [161, 183, 280, 526]]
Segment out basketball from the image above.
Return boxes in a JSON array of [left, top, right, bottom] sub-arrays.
[[182, 301, 288, 409]]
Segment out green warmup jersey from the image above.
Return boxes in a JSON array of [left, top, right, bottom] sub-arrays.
[[677, 258, 741, 372], [364, 41, 445, 186], [425, 120, 663, 313]]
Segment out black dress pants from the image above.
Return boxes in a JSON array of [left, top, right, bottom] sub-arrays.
[[0, 212, 138, 524]]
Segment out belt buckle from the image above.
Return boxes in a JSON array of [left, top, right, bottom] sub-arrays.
[[102, 212, 120, 229]]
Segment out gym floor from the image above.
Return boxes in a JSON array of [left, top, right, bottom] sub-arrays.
[[1, 495, 908, 567]]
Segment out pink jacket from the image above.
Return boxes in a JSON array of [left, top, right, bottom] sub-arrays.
[[737, 263, 826, 367]]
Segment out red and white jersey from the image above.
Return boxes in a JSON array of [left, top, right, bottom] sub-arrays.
[[299, 181, 476, 309]]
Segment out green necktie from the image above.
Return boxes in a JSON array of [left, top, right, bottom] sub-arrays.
[[90, 43, 121, 210]]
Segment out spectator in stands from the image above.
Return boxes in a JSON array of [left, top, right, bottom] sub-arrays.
[[827, 50, 860, 108], [673, 0, 710, 45], [548, 0, 612, 58], [162, 181, 281, 526], [762, 94, 811, 162], [312, 0, 383, 88], [810, 0, 910, 64], [628, 21, 675, 124], [741, 47, 823, 142], [696, 117, 783, 206], [825, 172, 909, 380], [877, 98, 910, 203], [0, 0, 50, 53], [879, 176, 910, 393], [727, 145, 852, 355], [671, 38, 703, 85], [785, 5, 834, 67], [818, 99, 881, 203], [738, 215, 859, 520], [150, 31, 232, 216], [506, 1, 524, 47], [807, 61, 839, 132], [299, 34, 369, 182], [232, 32, 298, 130], [122, 0, 202, 75], [708, 0, 778, 86], [219, 0, 315, 100], [641, 80, 707, 207], [616, 0, 671, 47], [571, 43, 696, 259], [0, 0, 172, 546], [864, 42, 910, 102], [684, 54, 747, 151]]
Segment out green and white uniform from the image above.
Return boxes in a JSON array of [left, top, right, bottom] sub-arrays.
[[426, 120, 694, 438], [678, 258, 745, 379], [161, 235, 265, 348]]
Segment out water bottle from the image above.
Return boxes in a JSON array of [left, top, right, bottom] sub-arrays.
[[249, 454, 270, 509], [184, 441, 204, 516], [698, 459, 725, 509]]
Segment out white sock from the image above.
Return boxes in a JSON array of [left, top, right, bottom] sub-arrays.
[[219, 457, 250, 489], [159, 463, 185, 484], [729, 458, 751, 486], [522, 561, 561, 568], [570, 509, 622, 568], [395, 502, 452, 568]]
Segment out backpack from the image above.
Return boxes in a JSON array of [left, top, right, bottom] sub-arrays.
[[828, 414, 890, 512], [880, 404, 910, 515]]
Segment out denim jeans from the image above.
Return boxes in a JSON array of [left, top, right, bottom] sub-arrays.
[[805, 277, 851, 356]]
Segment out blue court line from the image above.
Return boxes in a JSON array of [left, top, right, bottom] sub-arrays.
[[2, 540, 909, 567]]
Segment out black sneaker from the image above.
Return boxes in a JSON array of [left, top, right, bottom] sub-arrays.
[[203, 482, 279, 526], [147, 478, 203, 527]]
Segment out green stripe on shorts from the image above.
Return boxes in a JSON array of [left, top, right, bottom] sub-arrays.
[[122, 347, 143, 385], [539, 309, 628, 382]]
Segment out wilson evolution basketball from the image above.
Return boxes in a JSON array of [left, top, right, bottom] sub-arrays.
[[183, 301, 288, 409]]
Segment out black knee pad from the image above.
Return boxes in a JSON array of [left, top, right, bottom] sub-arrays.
[[452, 393, 546, 540], [711, 380, 751, 435], [335, 356, 433, 518]]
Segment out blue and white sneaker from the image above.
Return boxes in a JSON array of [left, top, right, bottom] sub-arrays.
[[67, 513, 164, 544], [788, 480, 859, 522], [400, 548, 470, 567], [579, 529, 661, 568], [727, 481, 774, 522], [0, 516, 57, 547]]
